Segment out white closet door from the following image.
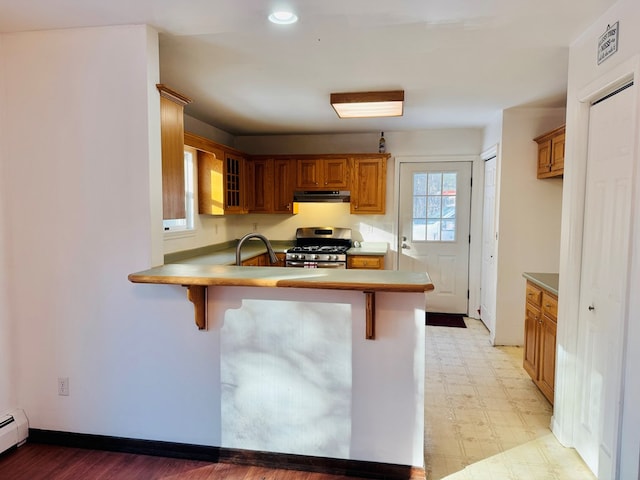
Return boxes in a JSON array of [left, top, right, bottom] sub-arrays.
[[574, 82, 635, 479], [480, 156, 498, 341]]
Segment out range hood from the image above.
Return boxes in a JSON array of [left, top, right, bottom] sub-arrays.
[[294, 190, 350, 203]]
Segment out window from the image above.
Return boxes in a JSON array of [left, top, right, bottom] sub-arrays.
[[163, 147, 196, 233], [412, 171, 457, 242]]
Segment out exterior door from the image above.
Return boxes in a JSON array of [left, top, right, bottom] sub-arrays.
[[480, 156, 498, 341], [574, 82, 635, 479], [398, 161, 472, 314]]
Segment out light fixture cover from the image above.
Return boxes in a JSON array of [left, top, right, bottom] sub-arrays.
[[331, 90, 404, 118], [268, 11, 298, 24]]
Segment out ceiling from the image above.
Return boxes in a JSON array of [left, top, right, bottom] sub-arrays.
[[0, 0, 617, 135]]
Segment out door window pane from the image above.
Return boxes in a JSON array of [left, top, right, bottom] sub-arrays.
[[411, 171, 457, 242]]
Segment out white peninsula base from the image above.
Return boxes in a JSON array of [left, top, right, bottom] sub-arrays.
[[208, 286, 425, 468]]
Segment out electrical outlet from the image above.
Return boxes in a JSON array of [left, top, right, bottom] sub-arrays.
[[58, 377, 69, 396]]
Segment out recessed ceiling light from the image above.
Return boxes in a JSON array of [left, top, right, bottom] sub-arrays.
[[268, 11, 298, 25]]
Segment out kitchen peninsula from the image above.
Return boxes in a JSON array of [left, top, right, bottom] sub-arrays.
[[128, 264, 433, 474]]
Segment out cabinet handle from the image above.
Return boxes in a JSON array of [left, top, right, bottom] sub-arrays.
[[588, 305, 595, 311]]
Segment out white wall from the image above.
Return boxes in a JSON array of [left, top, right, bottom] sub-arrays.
[[0, 25, 224, 442], [554, 1, 640, 477], [492, 108, 565, 345], [0, 35, 15, 415]]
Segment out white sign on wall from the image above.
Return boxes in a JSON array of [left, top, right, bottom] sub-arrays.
[[598, 22, 619, 65]]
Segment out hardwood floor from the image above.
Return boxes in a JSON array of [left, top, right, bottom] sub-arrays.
[[0, 444, 360, 480]]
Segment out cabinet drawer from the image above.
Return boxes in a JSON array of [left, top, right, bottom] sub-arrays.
[[526, 282, 542, 307], [348, 255, 384, 270], [542, 292, 558, 321]]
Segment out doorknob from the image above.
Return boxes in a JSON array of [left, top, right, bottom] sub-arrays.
[[401, 243, 410, 249], [588, 304, 595, 311]]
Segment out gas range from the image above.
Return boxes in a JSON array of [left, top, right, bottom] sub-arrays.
[[285, 227, 352, 268]]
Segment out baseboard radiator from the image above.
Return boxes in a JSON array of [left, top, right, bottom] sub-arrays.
[[0, 409, 28, 455]]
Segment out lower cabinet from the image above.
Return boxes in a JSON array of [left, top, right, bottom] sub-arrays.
[[241, 255, 266, 266], [523, 280, 557, 404], [241, 252, 286, 267], [347, 255, 385, 270]]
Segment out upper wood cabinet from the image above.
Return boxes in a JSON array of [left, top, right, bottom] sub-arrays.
[[196, 147, 225, 215], [246, 156, 297, 214], [296, 157, 349, 189], [224, 151, 248, 214], [534, 125, 565, 179], [273, 158, 297, 213], [157, 84, 192, 220], [350, 156, 387, 214], [246, 157, 273, 213], [185, 132, 248, 215]]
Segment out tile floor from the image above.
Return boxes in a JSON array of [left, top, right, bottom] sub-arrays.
[[424, 317, 595, 480]]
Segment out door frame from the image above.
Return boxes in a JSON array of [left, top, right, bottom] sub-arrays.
[[394, 155, 483, 318], [554, 55, 640, 480]]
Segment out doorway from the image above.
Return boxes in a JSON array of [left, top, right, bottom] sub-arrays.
[[397, 161, 472, 314]]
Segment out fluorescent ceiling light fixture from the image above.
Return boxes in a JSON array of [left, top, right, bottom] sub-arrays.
[[268, 11, 298, 24], [330, 90, 404, 118]]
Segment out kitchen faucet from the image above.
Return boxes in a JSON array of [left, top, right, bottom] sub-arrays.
[[235, 233, 279, 266]]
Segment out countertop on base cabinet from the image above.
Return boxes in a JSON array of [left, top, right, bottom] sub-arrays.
[[522, 272, 558, 404]]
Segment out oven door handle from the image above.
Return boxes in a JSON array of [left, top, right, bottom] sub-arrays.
[[315, 262, 345, 269], [286, 261, 345, 269]]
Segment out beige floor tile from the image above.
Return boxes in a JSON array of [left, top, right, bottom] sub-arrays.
[[425, 318, 595, 480]]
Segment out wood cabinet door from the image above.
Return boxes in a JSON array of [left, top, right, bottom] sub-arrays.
[[537, 140, 552, 177], [296, 157, 348, 189], [523, 303, 541, 380], [159, 95, 186, 220], [273, 158, 296, 213], [297, 159, 320, 188], [249, 158, 273, 213], [241, 255, 264, 266], [224, 152, 247, 214], [323, 158, 349, 188], [197, 148, 225, 216], [550, 132, 565, 174], [351, 157, 386, 214], [538, 316, 557, 404], [535, 125, 565, 179], [274, 252, 286, 267], [347, 255, 384, 270]]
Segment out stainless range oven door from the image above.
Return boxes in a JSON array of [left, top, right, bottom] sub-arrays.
[[285, 261, 346, 269]]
